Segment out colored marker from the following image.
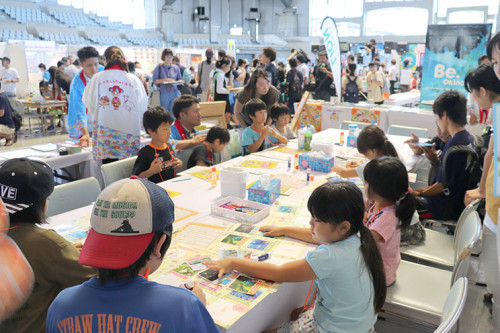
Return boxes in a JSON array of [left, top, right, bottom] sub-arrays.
[[172, 178, 192, 183], [258, 253, 270, 261]]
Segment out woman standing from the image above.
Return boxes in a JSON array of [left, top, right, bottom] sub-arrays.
[[197, 48, 216, 101], [209, 56, 234, 128], [82, 46, 147, 164], [234, 69, 281, 128], [152, 48, 182, 119]]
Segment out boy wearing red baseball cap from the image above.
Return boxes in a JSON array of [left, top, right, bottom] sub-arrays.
[[46, 177, 218, 333]]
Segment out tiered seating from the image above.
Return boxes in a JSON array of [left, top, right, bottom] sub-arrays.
[[128, 37, 163, 47], [49, 11, 99, 27], [39, 31, 86, 44], [174, 34, 211, 46], [92, 17, 132, 30], [87, 34, 131, 46], [0, 5, 57, 24], [0, 29, 34, 41]]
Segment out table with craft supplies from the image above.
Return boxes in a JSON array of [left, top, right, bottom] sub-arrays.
[[299, 100, 437, 138], [44, 129, 425, 332]]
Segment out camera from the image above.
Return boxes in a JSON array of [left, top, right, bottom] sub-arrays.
[[161, 162, 173, 171]]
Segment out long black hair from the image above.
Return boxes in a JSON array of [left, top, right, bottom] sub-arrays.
[[364, 157, 416, 229], [307, 182, 386, 313], [357, 125, 398, 158]]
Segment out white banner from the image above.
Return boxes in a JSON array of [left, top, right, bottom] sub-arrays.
[[320, 17, 341, 95]]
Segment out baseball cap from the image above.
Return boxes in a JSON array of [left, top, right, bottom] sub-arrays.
[[1, 57, 10, 63], [0, 158, 54, 214], [205, 48, 214, 58], [79, 177, 175, 269]]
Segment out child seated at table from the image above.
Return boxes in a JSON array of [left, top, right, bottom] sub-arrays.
[[363, 157, 417, 286], [133, 106, 183, 183], [0, 158, 96, 333], [205, 182, 386, 333], [333, 124, 398, 181], [241, 98, 288, 155], [187, 125, 230, 168], [46, 178, 219, 333], [270, 104, 295, 140]]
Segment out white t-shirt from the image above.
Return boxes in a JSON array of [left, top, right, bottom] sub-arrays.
[[389, 65, 398, 81], [0, 67, 19, 93], [399, 68, 412, 85], [65, 65, 79, 79], [297, 63, 309, 85]]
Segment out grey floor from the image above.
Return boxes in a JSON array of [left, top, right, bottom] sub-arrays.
[[3, 132, 496, 333]]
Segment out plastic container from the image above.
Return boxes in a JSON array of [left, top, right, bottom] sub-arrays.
[[211, 196, 271, 224], [220, 167, 248, 198], [297, 125, 305, 149], [304, 131, 313, 151], [348, 124, 358, 137]]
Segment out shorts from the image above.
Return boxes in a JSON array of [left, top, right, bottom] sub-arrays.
[[277, 308, 318, 333], [0, 124, 15, 135], [277, 307, 376, 333]]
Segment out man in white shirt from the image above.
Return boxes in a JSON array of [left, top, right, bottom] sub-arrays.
[[388, 59, 398, 94], [0, 57, 19, 97], [296, 54, 309, 87]]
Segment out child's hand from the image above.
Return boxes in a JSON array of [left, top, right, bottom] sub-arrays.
[[149, 159, 163, 173], [259, 226, 285, 237], [204, 259, 233, 278], [346, 160, 361, 168], [268, 127, 278, 138], [181, 281, 207, 305], [173, 158, 183, 169], [262, 126, 271, 136]]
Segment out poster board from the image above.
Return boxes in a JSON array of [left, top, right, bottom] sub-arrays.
[[419, 24, 492, 107], [351, 108, 380, 125]]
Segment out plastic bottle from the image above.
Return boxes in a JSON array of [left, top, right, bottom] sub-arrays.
[[304, 130, 312, 151], [297, 125, 305, 150], [340, 132, 345, 145], [294, 153, 299, 170], [211, 167, 217, 187]]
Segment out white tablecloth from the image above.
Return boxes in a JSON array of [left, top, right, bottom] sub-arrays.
[[384, 92, 421, 107], [44, 130, 425, 332], [321, 103, 437, 138]]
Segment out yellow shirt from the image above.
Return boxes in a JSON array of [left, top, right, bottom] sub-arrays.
[[486, 159, 500, 225]]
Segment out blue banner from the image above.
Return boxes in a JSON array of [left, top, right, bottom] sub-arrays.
[[419, 24, 492, 106]]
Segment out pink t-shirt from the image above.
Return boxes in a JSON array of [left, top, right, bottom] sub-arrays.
[[365, 202, 400, 286]]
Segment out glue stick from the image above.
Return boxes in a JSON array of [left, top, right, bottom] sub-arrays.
[[340, 132, 345, 145], [211, 167, 217, 187], [294, 154, 299, 170]]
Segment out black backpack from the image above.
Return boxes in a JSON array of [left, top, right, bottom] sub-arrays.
[[343, 76, 359, 103]]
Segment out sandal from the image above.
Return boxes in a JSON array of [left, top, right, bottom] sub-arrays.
[[4, 133, 17, 146]]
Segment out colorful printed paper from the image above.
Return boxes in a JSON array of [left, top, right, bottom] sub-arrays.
[[238, 160, 279, 169], [351, 108, 380, 125]]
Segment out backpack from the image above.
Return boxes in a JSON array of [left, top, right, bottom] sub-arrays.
[[343, 76, 359, 103], [289, 70, 302, 99]]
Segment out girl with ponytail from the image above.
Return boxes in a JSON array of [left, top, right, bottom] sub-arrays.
[[363, 157, 418, 285], [205, 182, 386, 332], [333, 124, 398, 180]]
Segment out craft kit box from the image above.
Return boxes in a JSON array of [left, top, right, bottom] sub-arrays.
[[248, 179, 281, 205], [298, 153, 335, 173]]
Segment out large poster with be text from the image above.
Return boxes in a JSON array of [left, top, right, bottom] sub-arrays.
[[419, 24, 492, 106]]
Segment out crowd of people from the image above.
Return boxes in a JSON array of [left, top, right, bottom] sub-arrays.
[[0, 30, 500, 333]]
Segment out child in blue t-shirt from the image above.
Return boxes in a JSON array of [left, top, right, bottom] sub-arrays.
[[241, 98, 288, 155], [205, 182, 386, 333]]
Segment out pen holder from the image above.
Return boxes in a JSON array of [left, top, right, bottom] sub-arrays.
[[220, 167, 248, 198], [211, 197, 270, 224]]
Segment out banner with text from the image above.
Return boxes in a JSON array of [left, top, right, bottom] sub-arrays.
[[419, 24, 492, 106], [321, 17, 341, 96]]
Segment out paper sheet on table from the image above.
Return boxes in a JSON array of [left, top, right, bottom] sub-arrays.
[[31, 143, 58, 152]]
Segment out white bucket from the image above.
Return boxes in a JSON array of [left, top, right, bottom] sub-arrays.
[[220, 167, 248, 198]]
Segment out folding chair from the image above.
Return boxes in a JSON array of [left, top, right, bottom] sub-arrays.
[[46, 177, 100, 217]]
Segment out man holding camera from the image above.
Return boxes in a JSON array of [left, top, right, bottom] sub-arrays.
[[311, 52, 335, 102]]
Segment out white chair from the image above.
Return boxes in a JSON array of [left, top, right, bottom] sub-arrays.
[[434, 277, 468, 333], [101, 156, 137, 188], [388, 125, 428, 139], [339, 121, 371, 131], [46, 177, 100, 217], [401, 203, 482, 270], [381, 212, 480, 329], [381, 257, 470, 330]]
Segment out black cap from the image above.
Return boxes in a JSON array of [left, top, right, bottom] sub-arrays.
[[1, 57, 10, 63], [0, 158, 54, 214]]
